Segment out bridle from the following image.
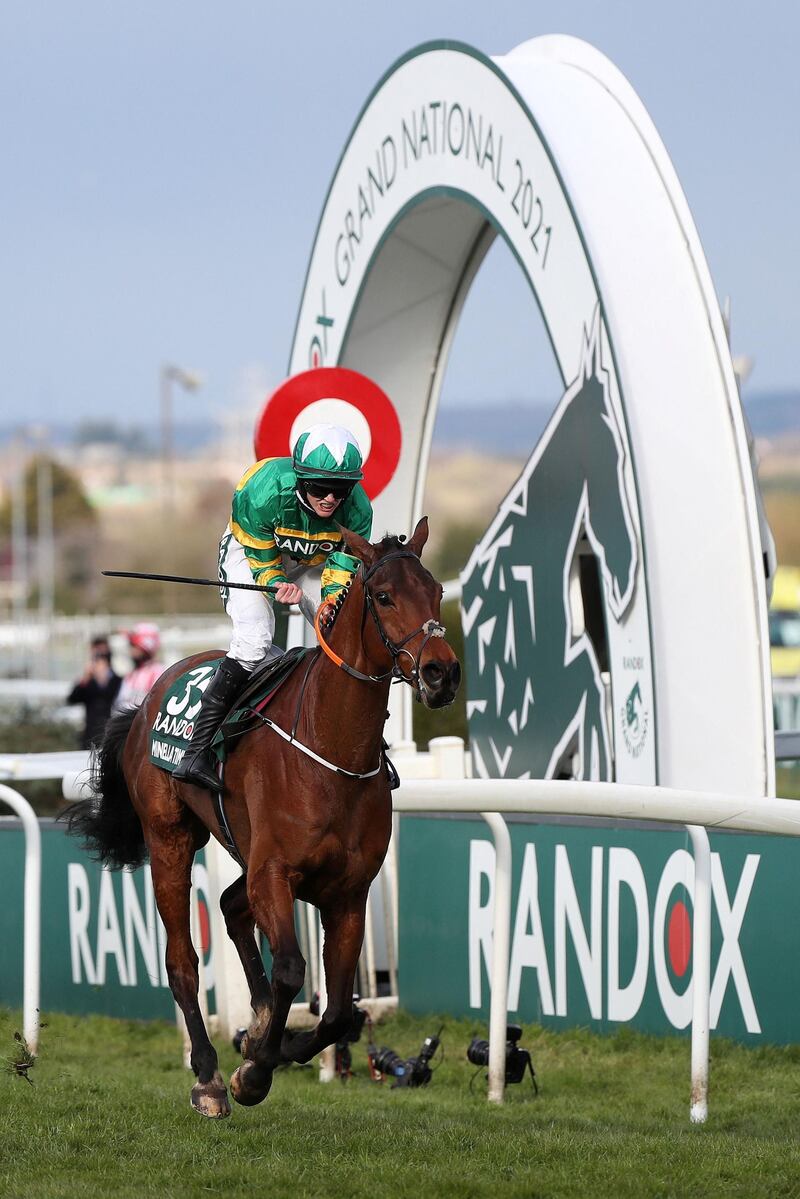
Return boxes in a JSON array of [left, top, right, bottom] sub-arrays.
[[314, 551, 446, 694], [245, 550, 447, 788]]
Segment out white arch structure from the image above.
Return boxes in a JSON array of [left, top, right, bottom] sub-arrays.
[[290, 36, 773, 797]]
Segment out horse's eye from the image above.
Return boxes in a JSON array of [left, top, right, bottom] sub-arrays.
[[375, 591, 392, 607]]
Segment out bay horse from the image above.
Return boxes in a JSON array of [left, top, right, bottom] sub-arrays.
[[66, 518, 460, 1117]]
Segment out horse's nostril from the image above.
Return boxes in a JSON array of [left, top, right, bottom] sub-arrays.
[[422, 663, 444, 687], [449, 661, 462, 690]]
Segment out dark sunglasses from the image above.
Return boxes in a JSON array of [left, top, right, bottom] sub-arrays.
[[304, 480, 354, 500]]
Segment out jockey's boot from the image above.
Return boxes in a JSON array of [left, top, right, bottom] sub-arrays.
[[172, 656, 249, 792]]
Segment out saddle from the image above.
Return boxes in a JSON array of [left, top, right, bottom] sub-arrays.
[[217, 647, 401, 788], [148, 645, 313, 773], [209, 645, 314, 761], [148, 643, 400, 868]]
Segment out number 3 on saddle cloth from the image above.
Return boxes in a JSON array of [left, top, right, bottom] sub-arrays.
[[148, 646, 399, 865]]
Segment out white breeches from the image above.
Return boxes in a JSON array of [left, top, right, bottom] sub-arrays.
[[218, 526, 321, 670]]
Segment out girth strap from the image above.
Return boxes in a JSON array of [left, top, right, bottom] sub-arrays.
[[253, 710, 384, 779], [211, 762, 247, 869]]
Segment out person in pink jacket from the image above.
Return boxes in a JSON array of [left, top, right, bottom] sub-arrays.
[[113, 622, 166, 712]]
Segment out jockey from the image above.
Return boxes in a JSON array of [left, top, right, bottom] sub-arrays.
[[114, 622, 166, 712], [174, 423, 373, 792]]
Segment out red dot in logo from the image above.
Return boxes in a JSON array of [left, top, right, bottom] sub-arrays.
[[198, 898, 211, 957], [668, 900, 692, 977]]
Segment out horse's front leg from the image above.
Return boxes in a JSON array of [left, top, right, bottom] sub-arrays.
[[149, 838, 230, 1118], [279, 894, 367, 1065], [230, 867, 306, 1106]]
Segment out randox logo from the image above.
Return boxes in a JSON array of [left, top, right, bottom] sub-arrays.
[[66, 860, 215, 993], [148, 663, 219, 768], [461, 307, 638, 782], [468, 838, 761, 1034], [621, 680, 649, 758], [275, 535, 337, 558]]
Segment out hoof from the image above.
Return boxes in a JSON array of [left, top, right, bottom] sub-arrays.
[[191, 1071, 231, 1119], [230, 1060, 272, 1107], [240, 1007, 271, 1059]]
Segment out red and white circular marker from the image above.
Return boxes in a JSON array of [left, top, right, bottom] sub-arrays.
[[254, 367, 402, 501]]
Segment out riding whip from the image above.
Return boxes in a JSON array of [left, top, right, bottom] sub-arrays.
[[102, 570, 279, 594]]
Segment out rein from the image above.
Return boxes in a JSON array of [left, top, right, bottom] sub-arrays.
[[314, 551, 446, 694], [224, 551, 442, 793], [218, 647, 386, 795]]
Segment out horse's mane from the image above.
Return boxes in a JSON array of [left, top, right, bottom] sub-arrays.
[[367, 532, 435, 588], [325, 534, 425, 630], [372, 533, 407, 555]]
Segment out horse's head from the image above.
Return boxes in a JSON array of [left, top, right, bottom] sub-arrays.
[[569, 323, 638, 620], [337, 517, 462, 708]]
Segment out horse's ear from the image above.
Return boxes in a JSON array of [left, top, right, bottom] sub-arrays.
[[337, 524, 376, 568], [407, 516, 429, 559]]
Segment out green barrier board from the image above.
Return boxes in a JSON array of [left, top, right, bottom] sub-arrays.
[[398, 815, 800, 1044], [0, 823, 214, 1019], [0, 821, 317, 1021]]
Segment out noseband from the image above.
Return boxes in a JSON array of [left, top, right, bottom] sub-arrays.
[[314, 551, 446, 693]]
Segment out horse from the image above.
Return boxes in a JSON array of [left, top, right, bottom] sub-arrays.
[[66, 518, 461, 1117]]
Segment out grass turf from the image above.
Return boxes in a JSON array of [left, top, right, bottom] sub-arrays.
[[2, 1007, 800, 1198]]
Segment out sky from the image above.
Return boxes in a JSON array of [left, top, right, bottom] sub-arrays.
[[2, 0, 798, 432]]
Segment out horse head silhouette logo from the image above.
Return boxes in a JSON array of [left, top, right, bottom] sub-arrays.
[[625, 681, 643, 734], [461, 307, 639, 781]]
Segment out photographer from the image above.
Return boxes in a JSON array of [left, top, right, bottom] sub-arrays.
[[66, 635, 122, 750]]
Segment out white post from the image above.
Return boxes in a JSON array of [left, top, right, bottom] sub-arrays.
[[388, 812, 400, 973], [318, 916, 335, 1081], [204, 840, 249, 1041], [297, 898, 311, 995], [363, 893, 378, 998], [481, 811, 512, 1104], [687, 824, 711, 1124], [305, 901, 319, 999], [380, 863, 398, 996], [0, 784, 41, 1053], [429, 736, 467, 779]]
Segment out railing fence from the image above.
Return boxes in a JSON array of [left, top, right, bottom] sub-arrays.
[[4, 730, 800, 1117]]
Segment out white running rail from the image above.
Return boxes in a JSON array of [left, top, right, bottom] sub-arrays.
[[1, 751, 90, 781], [0, 783, 41, 1052], [393, 778, 800, 1119], [12, 747, 800, 1121]]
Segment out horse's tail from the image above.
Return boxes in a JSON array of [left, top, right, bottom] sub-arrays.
[[63, 706, 148, 870]]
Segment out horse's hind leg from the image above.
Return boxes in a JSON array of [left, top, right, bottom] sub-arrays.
[[230, 868, 306, 1106], [280, 895, 366, 1065], [149, 831, 230, 1119], [219, 875, 272, 1049]]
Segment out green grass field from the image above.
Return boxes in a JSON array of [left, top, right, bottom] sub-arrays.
[[3, 1009, 800, 1198]]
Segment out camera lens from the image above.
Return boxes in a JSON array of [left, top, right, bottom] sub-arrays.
[[371, 1047, 406, 1078], [466, 1037, 490, 1067]]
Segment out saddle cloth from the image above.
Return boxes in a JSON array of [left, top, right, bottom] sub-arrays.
[[148, 646, 312, 773]]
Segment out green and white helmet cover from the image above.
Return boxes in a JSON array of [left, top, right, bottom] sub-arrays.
[[292, 424, 364, 481]]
